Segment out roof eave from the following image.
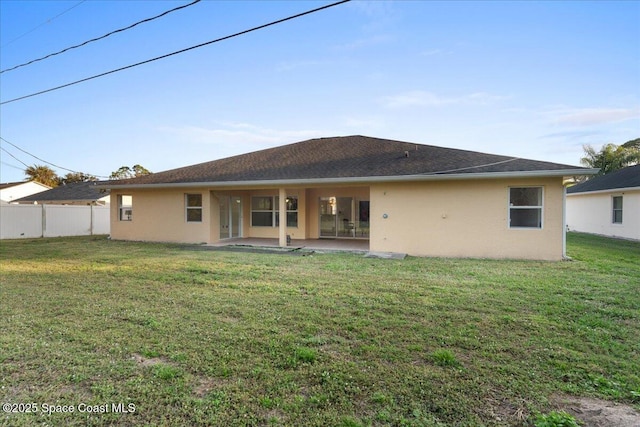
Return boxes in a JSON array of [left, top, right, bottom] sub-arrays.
[[567, 185, 640, 196], [98, 168, 599, 190]]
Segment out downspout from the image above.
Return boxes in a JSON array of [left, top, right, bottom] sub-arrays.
[[562, 184, 567, 259]]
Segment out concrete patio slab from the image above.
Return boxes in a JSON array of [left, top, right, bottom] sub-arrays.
[[206, 238, 369, 253]]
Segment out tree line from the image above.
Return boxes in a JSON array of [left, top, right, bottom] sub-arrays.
[[23, 164, 151, 188]]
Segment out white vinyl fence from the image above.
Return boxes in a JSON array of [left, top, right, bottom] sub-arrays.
[[0, 204, 110, 239]]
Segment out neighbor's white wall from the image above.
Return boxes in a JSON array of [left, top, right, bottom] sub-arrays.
[[0, 182, 50, 203], [0, 204, 109, 239], [567, 189, 640, 240]]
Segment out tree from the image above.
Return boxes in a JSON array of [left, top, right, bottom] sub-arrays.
[[621, 137, 640, 150], [24, 164, 59, 187], [110, 164, 151, 180], [132, 164, 151, 177], [60, 172, 97, 184], [580, 139, 640, 175]]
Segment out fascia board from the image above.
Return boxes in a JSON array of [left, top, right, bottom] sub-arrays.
[[567, 186, 640, 196], [99, 168, 599, 190]]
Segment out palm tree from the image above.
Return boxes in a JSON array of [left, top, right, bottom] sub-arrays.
[[581, 141, 640, 175], [24, 164, 60, 187]]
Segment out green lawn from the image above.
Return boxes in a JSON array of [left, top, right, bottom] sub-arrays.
[[0, 233, 638, 426]]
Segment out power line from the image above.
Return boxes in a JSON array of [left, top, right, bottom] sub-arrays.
[[0, 137, 109, 178], [1, 0, 201, 74], [1, 160, 26, 172], [1, 137, 83, 173], [1, 1, 87, 49], [0, 0, 350, 105], [0, 146, 30, 168]]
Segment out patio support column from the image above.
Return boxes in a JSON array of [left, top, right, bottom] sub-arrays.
[[278, 187, 287, 247]]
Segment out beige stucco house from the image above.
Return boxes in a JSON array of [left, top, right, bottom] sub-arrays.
[[101, 136, 597, 260], [567, 164, 640, 241]]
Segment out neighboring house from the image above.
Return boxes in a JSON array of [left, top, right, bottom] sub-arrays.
[[100, 135, 597, 260], [13, 181, 110, 206], [566, 164, 640, 241], [0, 181, 50, 203]]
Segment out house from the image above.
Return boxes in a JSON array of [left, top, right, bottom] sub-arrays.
[[13, 181, 110, 206], [0, 181, 50, 204], [566, 164, 640, 241], [101, 135, 598, 260]]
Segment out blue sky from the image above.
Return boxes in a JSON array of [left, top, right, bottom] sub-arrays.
[[1, 0, 638, 183]]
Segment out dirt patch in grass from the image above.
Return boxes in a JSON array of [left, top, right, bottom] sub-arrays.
[[131, 353, 171, 367], [554, 395, 640, 427], [193, 377, 215, 397]]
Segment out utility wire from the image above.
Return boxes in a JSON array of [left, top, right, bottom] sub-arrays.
[[0, 146, 30, 168], [1, 160, 27, 172], [0, 0, 350, 105], [1, 0, 201, 74], [0, 137, 109, 178], [1, 1, 87, 49], [429, 157, 521, 174]]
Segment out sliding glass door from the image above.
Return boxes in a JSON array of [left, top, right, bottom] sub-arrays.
[[319, 197, 365, 238], [220, 196, 242, 239]]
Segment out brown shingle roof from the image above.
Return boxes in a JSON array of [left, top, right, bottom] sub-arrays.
[[107, 135, 590, 186]]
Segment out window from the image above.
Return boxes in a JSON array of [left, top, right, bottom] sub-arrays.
[[186, 194, 203, 222], [251, 196, 274, 226], [509, 187, 542, 228], [118, 195, 132, 221], [251, 196, 298, 227], [279, 197, 298, 228], [612, 196, 623, 224]]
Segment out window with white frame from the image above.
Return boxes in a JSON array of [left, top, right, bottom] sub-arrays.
[[612, 196, 623, 224], [278, 196, 298, 228], [251, 196, 298, 227], [509, 187, 543, 228], [251, 196, 275, 226], [118, 195, 133, 221], [186, 194, 203, 222]]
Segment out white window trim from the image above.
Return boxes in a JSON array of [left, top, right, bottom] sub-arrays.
[[612, 195, 623, 225], [508, 186, 544, 230], [185, 194, 203, 223], [250, 195, 298, 228], [251, 196, 276, 227], [118, 195, 132, 221]]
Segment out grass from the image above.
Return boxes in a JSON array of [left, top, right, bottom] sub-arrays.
[[0, 232, 638, 426]]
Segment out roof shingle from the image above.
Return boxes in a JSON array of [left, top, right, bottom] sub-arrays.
[[14, 181, 109, 203], [107, 135, 590, 186], [567, 164, 640, 194]]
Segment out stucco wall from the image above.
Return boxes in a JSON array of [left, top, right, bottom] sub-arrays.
[[110, 189, 211, 243], [567, 189, 640, 240], [369, 178, 565, 260], [111, 188, 310, 243], [110, 178, 566, 259]]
